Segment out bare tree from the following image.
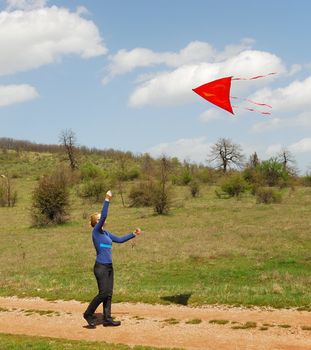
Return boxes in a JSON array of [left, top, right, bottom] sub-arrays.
[[59, 129, 78, 170], [153, 156, 171, 214], [208, 138, 245, 173], [0, 174, 17, 207], [277, 148, 297, 175], [115, 153, 128, 207], [247, 152, 260, 168]]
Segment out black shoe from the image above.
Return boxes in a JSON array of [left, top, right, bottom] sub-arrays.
[[103, 318, 121, 327], [83, 313, 96, 328]]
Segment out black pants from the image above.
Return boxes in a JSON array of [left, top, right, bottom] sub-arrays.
[[84, 262, 114, 320]]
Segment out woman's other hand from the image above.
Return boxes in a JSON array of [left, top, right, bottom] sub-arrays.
[[134, 228, 142, 236]]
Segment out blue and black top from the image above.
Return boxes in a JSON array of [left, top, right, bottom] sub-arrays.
[[92, 200, 135, 264]]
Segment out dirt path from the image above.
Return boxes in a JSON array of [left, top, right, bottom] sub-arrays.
[[0, 297, 311, 350]]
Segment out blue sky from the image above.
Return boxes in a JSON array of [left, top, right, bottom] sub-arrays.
[[1, 0, 311, 173]]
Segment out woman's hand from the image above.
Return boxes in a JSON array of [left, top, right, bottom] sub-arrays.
[[105, 190, 112, 201], [133, 228, 142, 236]]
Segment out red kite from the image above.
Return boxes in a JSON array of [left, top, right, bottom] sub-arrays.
[[192, 73, 275, 116]]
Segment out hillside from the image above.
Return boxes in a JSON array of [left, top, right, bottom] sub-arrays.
[[0, 142, 311, 309]]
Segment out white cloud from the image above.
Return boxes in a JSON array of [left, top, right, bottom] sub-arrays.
[[252, 111, 311, 133], [288, 64, 302, 76], [265, 144, 283, 157], [289, 138, 311, 154], [249, 76, 311, 113], [0, 6, 107, 76], [0, 84, 38, 107], [103, 38, 255, 84], [103, 41, 215, 84], [76, 6, 89, 16], [199, 109, 223, 123], [147, 137, 212, 163], [252, 117, 282, 132], [129, 50, 284, 107], [263, 139, 311, 172], [6, 0, 47, 11]]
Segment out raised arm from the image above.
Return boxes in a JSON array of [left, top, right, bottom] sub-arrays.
[[94, 190, 112, 231]]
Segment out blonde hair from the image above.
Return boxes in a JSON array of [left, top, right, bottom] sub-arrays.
[[90, 212, 99, 228]]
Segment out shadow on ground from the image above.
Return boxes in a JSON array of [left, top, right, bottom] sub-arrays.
[[160, 293, 192, 306]]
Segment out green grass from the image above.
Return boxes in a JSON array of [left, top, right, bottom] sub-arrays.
[[0, 333, 178, 350], [0, 151, 311, 308]]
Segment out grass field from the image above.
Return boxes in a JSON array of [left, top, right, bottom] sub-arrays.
[[0, 151, 311, 308], [0, 333, 177, 350]]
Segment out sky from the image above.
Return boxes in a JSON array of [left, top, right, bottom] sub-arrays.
[[1, 0, 311, 173]]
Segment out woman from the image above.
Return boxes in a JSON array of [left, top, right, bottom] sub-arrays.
[[83, 190, 141, 328]]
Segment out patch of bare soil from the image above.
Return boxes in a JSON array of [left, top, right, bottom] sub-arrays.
[[0, 297, 311, 350]]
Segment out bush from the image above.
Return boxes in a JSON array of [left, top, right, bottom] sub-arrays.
[[78, 179, 108, 203], [31, 170, 70, 226], [257, 159, 289, 187], [0, 176, 17, 207], [171, 169, 193, 186], [129, 180, 171, 214], [255, 187, 282, 204], [151, 183, 171, 215], [302, 174, 311, 187], [189, 180, 200, 198], [116, 166, 140, 181], [180, 169, 192, 185], [220, 174, 248, 197], [80, 162, 104, 180], [128, 182, 154, 207], [0, 185, 6, 206], [197, 167, 217, 184]]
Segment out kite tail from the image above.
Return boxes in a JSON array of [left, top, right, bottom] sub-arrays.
[[231, 96, 272, 109], [232, 104, 271, 116], [232, 72, 276, 81]]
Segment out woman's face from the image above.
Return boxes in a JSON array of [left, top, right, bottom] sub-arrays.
[[96, 213, 107, 227], [96, 213, 100, 224]]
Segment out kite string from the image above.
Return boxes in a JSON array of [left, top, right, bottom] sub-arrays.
[[232, 72, 276, 81]]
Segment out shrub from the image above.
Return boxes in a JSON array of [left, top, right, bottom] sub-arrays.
[[255, 187, 282, 204], [151, 183, 171, 215], [78, 179, 108, 203], [257, 159, 289, 187], [128, 182, 154, 207], [31, 169, 70, 226], [116, 166, 140, 181], [171, 169, 193, 186], [220, 174, 248, 197], [302, 174, 311, 187], [0, 185, 6, 206], [197, 168, 210, 183], [189, 180, 200, 198], [80, 162, 104, 180], [129, 181, 171, 214], [0, 176, 17, 207], [180, 169, 192, 185]]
